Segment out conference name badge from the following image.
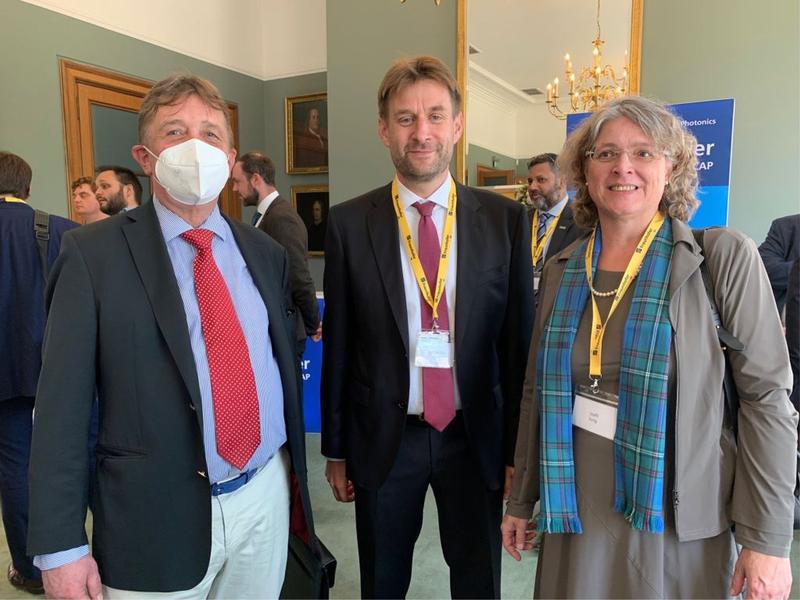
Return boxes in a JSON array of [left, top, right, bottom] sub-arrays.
[[415, 329, 453, 369], [573, 385, 618, 440]]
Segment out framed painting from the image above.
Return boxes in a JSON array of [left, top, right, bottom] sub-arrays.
[[291, 184, 329, 256], [286, 93, 328, 174]]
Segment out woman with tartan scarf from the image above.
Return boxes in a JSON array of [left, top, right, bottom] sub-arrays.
[[502, 96, 797, 599]]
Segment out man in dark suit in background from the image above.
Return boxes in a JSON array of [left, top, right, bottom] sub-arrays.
[[231, 152, 321, 354], [0, 151, 77, 595], [759, 213, 800, 314], [321, 55, 534, 598], [526, 152, 584, 293], [28, 74, 315, 599], [94, 165, 142, 215]]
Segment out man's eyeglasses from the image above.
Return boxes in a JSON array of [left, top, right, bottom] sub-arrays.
[[585, 147, 663, 163]]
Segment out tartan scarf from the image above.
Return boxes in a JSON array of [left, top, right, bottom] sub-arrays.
[[536, 217, 673, 534]]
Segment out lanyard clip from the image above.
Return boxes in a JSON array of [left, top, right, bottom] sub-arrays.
[[589, 377, 601, 394]]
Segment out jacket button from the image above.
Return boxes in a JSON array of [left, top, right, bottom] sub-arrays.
[[189, 402, 196, 411], [397, 401, 407, 409]]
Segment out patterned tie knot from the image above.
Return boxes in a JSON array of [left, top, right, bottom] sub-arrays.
[[412, 201, 435, 218], [181, 228, 215, 252]]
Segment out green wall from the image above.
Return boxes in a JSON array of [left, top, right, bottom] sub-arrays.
[[0, 0, 265, 219], [326, 0, 457, 207], [640, 0, 800, 243], [262, 72, 328, 288]]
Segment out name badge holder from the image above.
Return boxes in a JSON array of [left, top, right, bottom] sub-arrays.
[[573, 383, 619, 440], [415, 321, 454, 369]]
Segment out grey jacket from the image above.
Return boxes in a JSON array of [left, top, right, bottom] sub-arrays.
[[507, 217, 798, 557]]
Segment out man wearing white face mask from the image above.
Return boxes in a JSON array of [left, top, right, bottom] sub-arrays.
[[27, 74, 316, 599]]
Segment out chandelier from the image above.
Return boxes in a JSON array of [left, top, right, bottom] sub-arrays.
[[545, 0, 628, 120]]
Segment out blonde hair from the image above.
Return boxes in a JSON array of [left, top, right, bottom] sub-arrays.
[[559, 96, 699, 228]]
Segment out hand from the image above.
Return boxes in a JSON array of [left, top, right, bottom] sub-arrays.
[[500, 514, 537, 561], [504, 466, 514, 500], [729, 547, 792, 599], [312, 323, 322, 342], [42, 554, 102, 600], [325, 460, 355, 502]]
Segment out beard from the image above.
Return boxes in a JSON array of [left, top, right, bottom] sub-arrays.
[[529, 186, 561, 211], [99, 190, 127, 215], [391, 142, 452, 183], [242, 188, 259, 207]]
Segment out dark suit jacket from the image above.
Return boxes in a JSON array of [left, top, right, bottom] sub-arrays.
[[758, 213, 800, 313], [321, 182, 534, 491], [28, 201, 315, 591], [787, 258, 800, 413], [0, 201, 76, 401], [543, 203, 585, 262], [257, 195, 320, 343]]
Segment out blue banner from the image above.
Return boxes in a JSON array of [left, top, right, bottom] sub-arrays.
[[300, 296, 324, 433], [566, 98, 735, 227]]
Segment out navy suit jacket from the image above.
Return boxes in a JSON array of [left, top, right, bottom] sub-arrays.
[[758, 213, 800, 313], [0, 201, 76, 401], [321, 182, 534, 490]]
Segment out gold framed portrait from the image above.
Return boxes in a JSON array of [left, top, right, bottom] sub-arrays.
[[285, 93, 328, 174]]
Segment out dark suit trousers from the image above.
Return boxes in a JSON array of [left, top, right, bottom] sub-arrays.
[[354, 416, 502, 599], [0, 396, 40, 581]]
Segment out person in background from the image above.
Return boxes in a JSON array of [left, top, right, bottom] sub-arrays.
[[786, 258, 800, 414], [231, 151, 321, 354], [322, 55, 533, 598], [0, 151, 77, 595], [759, 213, 800, 315], [95, 165, 142, 215], [27, 74, 316, 599], [70, 177, 107, 224], [526, 152, 584, 294], [503, 96, 796, 599]]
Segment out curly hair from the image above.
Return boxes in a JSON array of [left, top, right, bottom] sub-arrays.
[[558, 96, 699, 228]]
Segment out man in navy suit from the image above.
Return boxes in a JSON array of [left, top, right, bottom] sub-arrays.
[[0, 151, 77, 594], [322, 56, 534, 598], [759, 213, 800, 314]]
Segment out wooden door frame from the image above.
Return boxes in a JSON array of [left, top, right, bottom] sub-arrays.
[[59, 59, 241, 221]]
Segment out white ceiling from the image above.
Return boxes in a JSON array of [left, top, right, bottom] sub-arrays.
[[467, 0, 632, 98]]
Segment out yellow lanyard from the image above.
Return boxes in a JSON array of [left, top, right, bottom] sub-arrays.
[[0, 196, 26, 204], [530, 209, 562, 266], [392, 177, 457, 324], [586, 211, 665, 386]]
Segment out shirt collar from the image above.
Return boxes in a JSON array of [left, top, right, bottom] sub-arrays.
[[544, 195, 569, 218], [153, 195, 228, 243], [396, 174, 453, 211], [257, 190, 280, 215]]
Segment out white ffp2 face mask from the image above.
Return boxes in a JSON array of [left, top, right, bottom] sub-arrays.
[[146, 139, 231, 206]]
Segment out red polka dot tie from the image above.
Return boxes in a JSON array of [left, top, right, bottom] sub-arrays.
[[181, 229, 261, 470]]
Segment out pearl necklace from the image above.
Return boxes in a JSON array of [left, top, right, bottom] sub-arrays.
[[589, 284, 618, 297]]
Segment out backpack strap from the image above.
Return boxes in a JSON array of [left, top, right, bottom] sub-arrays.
[[692, 227, 744, 436], [33, 209, 50, 282]]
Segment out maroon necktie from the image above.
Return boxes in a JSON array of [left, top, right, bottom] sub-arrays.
[[412, 201, 455, 431], [181, 229, 261, 469]]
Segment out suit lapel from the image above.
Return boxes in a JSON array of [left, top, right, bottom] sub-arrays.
[[367, 185, 409, 354], [121, 202, 204, 428], [546, 204, 574, 260], [454, 184, 485, 345]]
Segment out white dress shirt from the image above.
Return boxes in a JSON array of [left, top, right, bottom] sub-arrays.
[[395, 176, 462, 415], [254, 190, 280, 227]]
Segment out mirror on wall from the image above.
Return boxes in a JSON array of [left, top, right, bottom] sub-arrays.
[[457, 0, 641, 188]]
